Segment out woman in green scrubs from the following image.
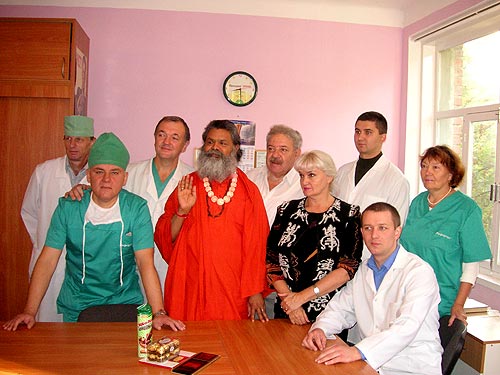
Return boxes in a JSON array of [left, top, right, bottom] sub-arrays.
[[400, 145, 491, 326]]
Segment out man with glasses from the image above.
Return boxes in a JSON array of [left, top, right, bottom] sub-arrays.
[[21, 115, 95, 322]]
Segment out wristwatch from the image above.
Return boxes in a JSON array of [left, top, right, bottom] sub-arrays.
[[154, 309, 167, 318], [313, 285, 321, 298]]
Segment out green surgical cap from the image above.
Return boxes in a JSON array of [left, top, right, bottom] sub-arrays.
[[64, 116, 94, 137], [88, 132, 130, 170]]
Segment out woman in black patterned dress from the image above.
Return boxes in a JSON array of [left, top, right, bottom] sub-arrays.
[[266, 150, 363, 326]]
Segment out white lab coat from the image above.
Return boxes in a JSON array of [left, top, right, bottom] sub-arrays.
[[333, 155, 410, 260], [126, 158, 193, 295], [21, 156, 89, 322], [246, 166, 303, 226], [311, 247, 442, 375]]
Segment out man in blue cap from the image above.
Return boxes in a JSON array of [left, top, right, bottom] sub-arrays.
[[5, 133, 185, 331], [21, 115, 95, 322]]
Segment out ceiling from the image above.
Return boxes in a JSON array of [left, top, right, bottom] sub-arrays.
[[0, 0, 459, 27]]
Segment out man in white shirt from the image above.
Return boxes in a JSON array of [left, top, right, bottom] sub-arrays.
[[126, 116, 193, 294], [246, 125, 304, 318], [332, 111, 409, 261], [246, 124, 304, 226], [21, 116, 95, 322], [302, 202, 442, 375]]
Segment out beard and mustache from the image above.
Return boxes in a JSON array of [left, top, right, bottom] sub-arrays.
[[197, 148, 238, 182]]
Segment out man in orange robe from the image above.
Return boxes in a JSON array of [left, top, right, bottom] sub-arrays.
[[155, 120, 269, 321]]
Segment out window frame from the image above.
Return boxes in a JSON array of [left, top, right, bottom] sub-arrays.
[[406, 5, 500, 286]]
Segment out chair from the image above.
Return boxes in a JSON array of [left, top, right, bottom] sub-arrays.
[[77, 304, 139, 322], [439, 315, 467, 375]]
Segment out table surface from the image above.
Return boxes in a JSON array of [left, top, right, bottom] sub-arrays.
[[0, 319, 378, 375], [465, 311, 500, 343]]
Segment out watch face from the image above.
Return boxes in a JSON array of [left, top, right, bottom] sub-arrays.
[[223, 71, 258, 106]]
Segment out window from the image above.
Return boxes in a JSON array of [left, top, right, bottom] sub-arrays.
[[406, 4, 500, 281], [437, 32, 500, 111]]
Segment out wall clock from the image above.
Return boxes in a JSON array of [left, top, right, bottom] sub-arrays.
[[223, 71, 258, 106]]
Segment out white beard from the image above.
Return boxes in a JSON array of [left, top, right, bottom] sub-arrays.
[[197, 149, 238, 182]]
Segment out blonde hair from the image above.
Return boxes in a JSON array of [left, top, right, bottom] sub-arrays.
[[294, 150, 337, 189]]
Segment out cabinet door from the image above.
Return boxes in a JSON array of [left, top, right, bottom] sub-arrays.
[[461, 334, 485, 373], [0, 18, 89, 320], [0, 20, 71, 80], [0, 93, 67, 320]]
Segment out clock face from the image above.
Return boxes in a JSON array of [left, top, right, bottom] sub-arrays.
[[223, 71, 258, 106]]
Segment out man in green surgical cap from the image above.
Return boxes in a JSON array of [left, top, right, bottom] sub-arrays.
[[21, 115, 95, 322], [4, 133, 185, 332]]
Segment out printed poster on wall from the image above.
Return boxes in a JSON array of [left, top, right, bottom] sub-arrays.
[[231, 120, 256, 172], [74, 47, 88, 115]]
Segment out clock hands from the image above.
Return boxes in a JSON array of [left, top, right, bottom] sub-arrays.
[[232, 87, 243, 104]]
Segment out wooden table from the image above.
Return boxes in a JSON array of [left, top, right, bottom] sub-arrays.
[[0, 320, 378, 375]]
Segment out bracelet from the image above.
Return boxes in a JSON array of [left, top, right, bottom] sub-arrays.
[[153, 309, 167, 318], [175, 211, 189, 218]]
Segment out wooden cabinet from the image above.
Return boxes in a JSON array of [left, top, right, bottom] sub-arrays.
[[459, 313, 500, 374], [0, 21, 71, 80], [0, 18, 89, 320]]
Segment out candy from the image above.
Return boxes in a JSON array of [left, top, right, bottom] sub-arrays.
[[147, 337, 181, 362]]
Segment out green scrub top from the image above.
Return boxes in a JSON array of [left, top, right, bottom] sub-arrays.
[[400, 190, 491, 316], [45, 189, 154, 322]]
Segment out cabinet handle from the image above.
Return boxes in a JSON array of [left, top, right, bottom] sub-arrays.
[[61, 57, 65, 79]]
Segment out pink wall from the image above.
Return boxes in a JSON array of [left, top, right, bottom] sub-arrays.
[[0, 5, 402, 168]]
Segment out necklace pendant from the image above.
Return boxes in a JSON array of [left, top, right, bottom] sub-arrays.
[[216, 198, 224, 205]]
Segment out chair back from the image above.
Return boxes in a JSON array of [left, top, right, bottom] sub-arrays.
[[439, 315, 467, 375], [77, 304, 139, 322]]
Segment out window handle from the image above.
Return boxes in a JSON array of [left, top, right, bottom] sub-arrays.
[[490, 183, 500, 203]]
